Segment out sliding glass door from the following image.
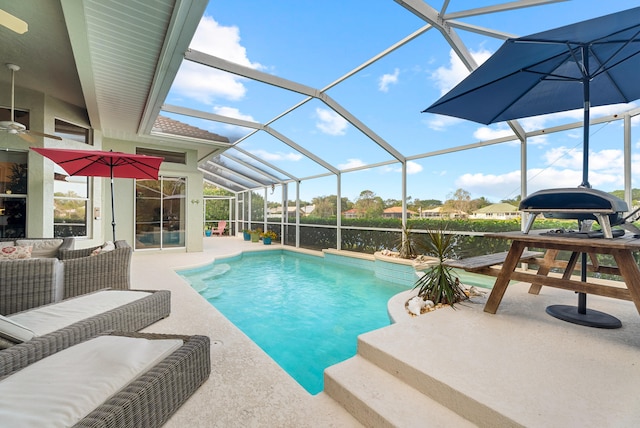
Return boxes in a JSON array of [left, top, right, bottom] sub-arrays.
[[135, 176, 185, 249]]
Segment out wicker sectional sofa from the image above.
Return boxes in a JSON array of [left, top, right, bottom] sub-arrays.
[[0, 239, 211, 426]]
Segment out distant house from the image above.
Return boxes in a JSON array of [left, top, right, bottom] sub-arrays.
[[267, 206, 304, 219], [382, 206, 417, 219], [419, 207, 444, 218], [470, 203, 520, 220], [301, 204, 315, 216], [342, 208, 360, 218], [419, 206, 465, 219]]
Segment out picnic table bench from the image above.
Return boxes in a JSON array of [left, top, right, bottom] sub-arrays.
[[444, 250, 544, 273]]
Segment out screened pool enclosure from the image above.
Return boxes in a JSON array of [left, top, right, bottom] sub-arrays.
[[163, 1, 640, 254]]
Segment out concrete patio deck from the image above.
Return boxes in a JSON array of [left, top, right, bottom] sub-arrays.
[[132, 236, 640, 427]]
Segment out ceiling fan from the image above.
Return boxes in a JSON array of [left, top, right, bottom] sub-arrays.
[[0, 9, 28, 34], [0, 63, 61, 143]]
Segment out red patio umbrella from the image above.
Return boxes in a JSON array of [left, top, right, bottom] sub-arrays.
[[31, 147, 164, 241]]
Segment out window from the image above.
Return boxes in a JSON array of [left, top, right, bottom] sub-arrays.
[[0, 107, 29, 128], [0, 150, 27, 238], [55, 119, 91, 144], [137, 147, 186, 164], [53, 165, 89, 237]]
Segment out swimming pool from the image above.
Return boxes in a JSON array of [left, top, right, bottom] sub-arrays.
[[177, 250, 407, 395]]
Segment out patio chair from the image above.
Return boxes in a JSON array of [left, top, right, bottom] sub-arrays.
[[213, 220, 227, 236]]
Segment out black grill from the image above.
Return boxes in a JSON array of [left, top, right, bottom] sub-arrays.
[[519, 188, 629, 238]]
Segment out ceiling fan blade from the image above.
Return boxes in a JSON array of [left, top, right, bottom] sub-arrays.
[[0, 10, 28, 34], [28, 130, 63, 141], [18, 132, 36, 143]]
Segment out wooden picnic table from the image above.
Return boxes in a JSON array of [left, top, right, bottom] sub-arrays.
[[460, 230, 640, 315]]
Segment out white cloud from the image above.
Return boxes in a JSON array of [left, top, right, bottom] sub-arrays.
[[378, 68, 400, 92], [212, 106, 255, 122], [381, 161, 424, 175], [456, 170, 522, 198], [453, 146, 639, 200], [425, 115, 462, 132], [425, 48, 493, 131], [407, 161, 423, 174], [315, 108, 348, 136], [339, 159, 366, 170], [515, 102, 638, 130], [431, 48, 493, 96], [210, 107, 256, 140], [473, 126, 515, 141], [542, 147, 626, 174], [172, 16, 263, 104], [250, 149, 302, 162], [173, 63, 247, 103], [190, 15, 263, 69], [455, 168, 587, 200]]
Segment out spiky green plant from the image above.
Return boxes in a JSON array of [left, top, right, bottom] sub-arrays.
[[397, 223, 417, 259], [413, 228, 467, 307]]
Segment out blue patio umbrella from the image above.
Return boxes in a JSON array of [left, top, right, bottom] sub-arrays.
[[424, 6, 640, 188], [424, 7, 640, 328]]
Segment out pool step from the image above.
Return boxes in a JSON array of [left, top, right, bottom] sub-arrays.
[[354, 329, 515, 427], [324, 355, 475, 428], [325, 313, 521, 427]]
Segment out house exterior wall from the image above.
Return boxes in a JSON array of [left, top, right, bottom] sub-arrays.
[[0, 84, 205, 252]]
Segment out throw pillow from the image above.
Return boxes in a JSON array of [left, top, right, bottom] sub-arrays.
[[0, 314, 35, 344], [16, 239, 63, 258], [102, 241, 116, 252], [90, 247, 102, 256], [0, 241, 15, 249], [0, 245, 32, 260]]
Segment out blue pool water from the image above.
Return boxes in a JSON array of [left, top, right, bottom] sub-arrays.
[[177, 250, 407, 394]]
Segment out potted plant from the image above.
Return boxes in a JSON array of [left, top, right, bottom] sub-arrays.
[[251, 228, 261, 243], [204, 225, 212, 237], [261, 230, 277, 245], [242, 229, 251, 241], [413, 228, 467, 308]]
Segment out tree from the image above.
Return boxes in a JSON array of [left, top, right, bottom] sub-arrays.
[[412, 198, 442, 208], [355, 190, 384, 218], [611, 189, 640, 206], [203, 184, 234, 224], [311, 195, 336, 218], [308, 195, 352, 218], [501, 195, 522, 206], [471, 196, 492, 211], [384, 198, 403, 208], [443, 188, 472, 214]]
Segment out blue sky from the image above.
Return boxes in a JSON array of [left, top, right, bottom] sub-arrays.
[[165, 1, 640, 204]]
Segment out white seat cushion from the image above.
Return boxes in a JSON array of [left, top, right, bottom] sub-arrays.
[[9, 290, 151, 336], [0, 335, 182, 427]]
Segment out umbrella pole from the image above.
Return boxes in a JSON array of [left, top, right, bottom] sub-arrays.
[[548, 49, 625, 327], [580, 47, 591, 189], [110, 167, 116, 242], [546, 220, 622, 329]]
